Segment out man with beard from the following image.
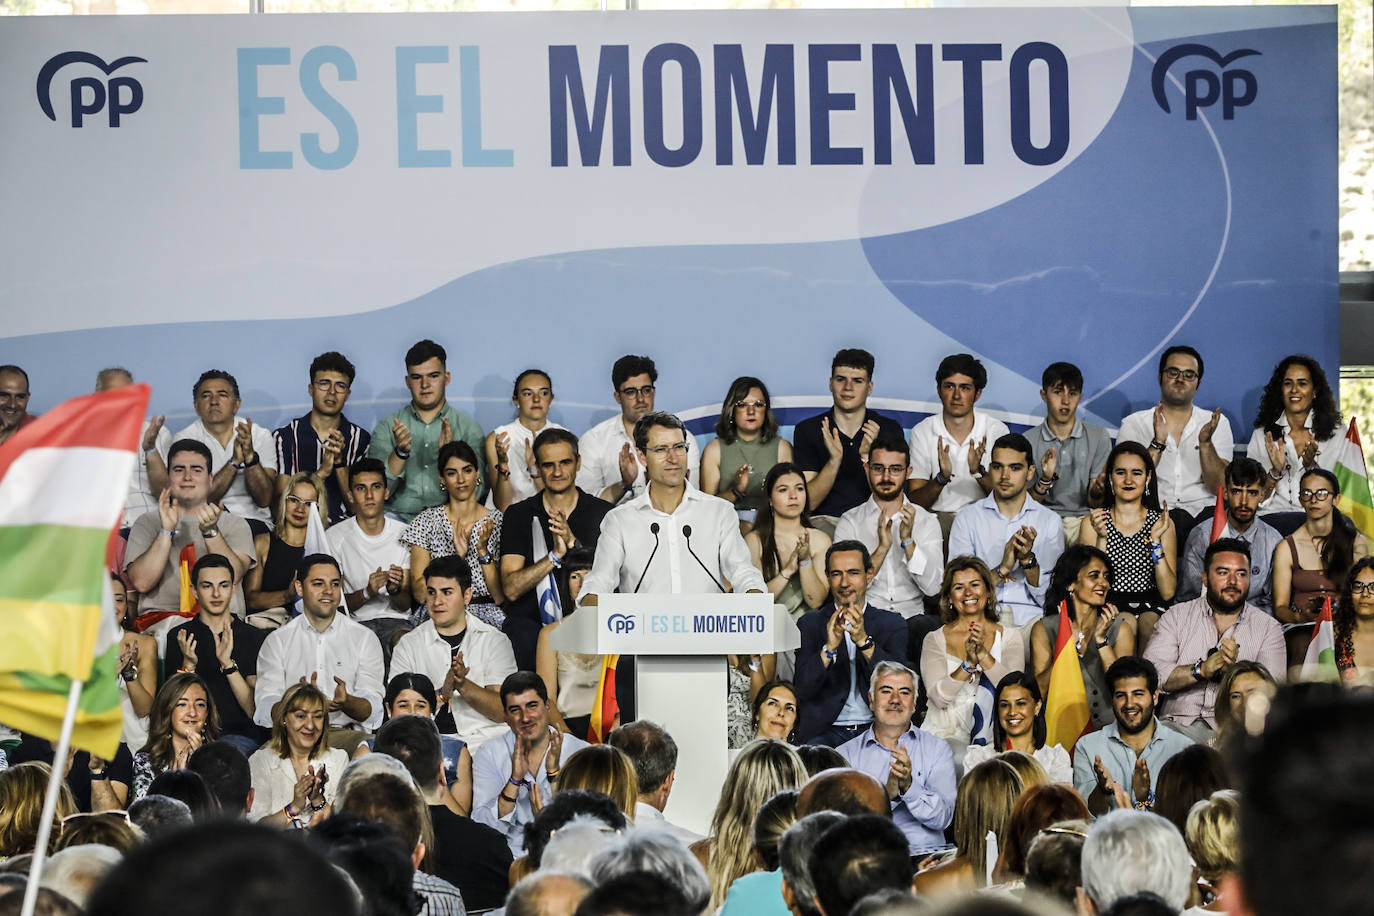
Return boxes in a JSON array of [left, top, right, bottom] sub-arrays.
[[273, 352, 371, 523], [1144, 538, 1286, 742], [793, 541, 909, 746], [1176, 458, 1281, 611], [1073, 657, 1195, 816], [0, 364, 36, 448]]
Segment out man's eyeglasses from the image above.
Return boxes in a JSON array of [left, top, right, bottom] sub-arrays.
[[619, 385, 655, 399], [1299, 488, 1333, 502], [644, 443, 689, 457], [313, 379, 350, 393], [1162, 368, 1199, 381]]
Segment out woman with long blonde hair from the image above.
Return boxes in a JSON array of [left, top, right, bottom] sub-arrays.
[[244, 471, 327, 621], [913, 757, 1023, 898]]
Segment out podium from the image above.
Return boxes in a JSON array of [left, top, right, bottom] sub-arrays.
[[549, 592, 800, 835]]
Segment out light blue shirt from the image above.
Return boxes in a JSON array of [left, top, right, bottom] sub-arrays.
[[834, 631, 873, 726], [720, 869, 788, 916], [948, 492, 1066, 626], [1072, 719, 1196, 806], [838, 725, 957, 853]]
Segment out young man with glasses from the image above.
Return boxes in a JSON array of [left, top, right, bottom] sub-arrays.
[[579, 354, 701, 504], [1118, 345, 1233, 542], [273, 351, 371, 523]]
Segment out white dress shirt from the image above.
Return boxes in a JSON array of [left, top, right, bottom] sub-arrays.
[[908, 411, 1011, 513], [579, 484, 767, 599], [326, 517, 412, 622], [390, 617, 517, 747], [253, 612, 385, 730], [635, 801, 704, 844], [1118, 405, 1234, 515], [170, 415, 279, 523], [578, 414, 700, 502], [247, 746, 350, 821], [1244, 413, 1339, 513], [833, 496, 943, 617], [472, 728, 590, 855], [948, 493, 1066, 626]]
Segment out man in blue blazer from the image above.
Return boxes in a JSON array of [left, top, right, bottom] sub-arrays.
[[794, 539, 910, 746]]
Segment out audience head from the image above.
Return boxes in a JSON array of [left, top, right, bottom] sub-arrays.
[[572, 871, 694, 916], [347, 456, 389, 518], [333, 760, 433, 873], [55, 811, 143, 854], [997, 750, 1047, 789], [522, 789, 627, 867], [751, 680, 801, 743], [989, 670, 1049, 751], [1185, 789, 1240, 894], [269, 680, 330, 760], [384, 671, 439, 720], [1098, 893, 1178, 916], [1044, 544, 1115, 616], [848, 888, 926, 916], [309, 814, 423, 916], [1105, 656, 1161, 734], [147, 769, 219, 821], [512, 368, 555, 416], [372, 711, 444, 794], [1101, 441, 1160, 510], [797, 767, 889, 817], [0, 762, 77, 857], [995, 784, 1090, 881], [1152, 744, 1231, 836], [1041, 361, 1084, 398], [404, 340, 449, 410], [612, 355, 659, 423], [939, 555, 1000, 624], [716, 375, 780, 443], [936, 353, 988, 393], [1256, 354, 1339, 438], [779, 811, 845, 916], [753, 789, 800, 871], [1213, 660, 1276, 743], [606, 719, 677, 803], [556, 545, 595, 609], [145, 672, 221, 766], [1080, 810, 1191, 913], [40, 844, 123, 909], [953, 758, 1023, 887], [588, 828, 711, 914], [556, 745, 639, 818], [294, 554, 343, 620], [707, 738, 808, 906], [273, 472, 324, 538], [809, 814, 913, 916], [1158, 345, 1204, 390], [506, 871, 594, 916], [437, 439, 482, 502], [829, 350, 876, 412], [191, 370, 241, 423], [127, 794, 193, 840], [539, 816, 623, 878], [1023, 820, 1087, 908], [1223, 457, 1266, 527], [166, 439, 214, 506], [0, 887, 82, 916], [795, 744, 847, 778], [825, 539, 875, 607]]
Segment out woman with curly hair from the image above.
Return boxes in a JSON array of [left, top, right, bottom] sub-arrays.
[[1246, 355, 1342, 529], [132, 672, 222, 801], [1332, 556, 1374, 684]]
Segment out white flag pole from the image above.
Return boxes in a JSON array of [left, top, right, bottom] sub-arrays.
[[21, 677, 84, 916]]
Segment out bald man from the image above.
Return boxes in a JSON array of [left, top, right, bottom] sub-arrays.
[[797, 767, 890, 818]]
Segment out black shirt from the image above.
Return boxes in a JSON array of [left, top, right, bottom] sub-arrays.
[[500, 488, 613, 623], [792, 408, 906, 518], [10, 734, 135, 812], [164, 616, 269, 743], [428, 804, 514, 910]]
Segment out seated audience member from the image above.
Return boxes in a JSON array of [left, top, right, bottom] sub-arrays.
[[795, 745, 847, 778], [1144, 538, 1286, 742], [1116, 346, 1232, 541], [253, 555, 384, 747], [1072, 658, 1195, 816], [164, 554, 269, 752], [308, 815, 428, 916], [326, 457, 413, 661], [371, 713, 512, 910], [921, 556, 1025, 759], [504, 428, 612, 670], [517, 790, 628, 882], [835, 435, 943, 622], [837, 662, 957, 855], [701, 376, 794, 527], [556, 745, 639, 821], [999, 749, 1048, 789], [1152, 744, 1231, 839], [809, 814, 915, 916], [751, 679, 801, 744], [1273, 468, 1368, 662], [0, 762, 77, 857], [746, 463, 833, 619], [533, 548, 602, 737], [948, 433, 1066, 626], [473, 671, 589, 855], [964, 671, 1072, 785], [188, 739, 254, 817], [111, 571, 157, 753], [908, 354, 1011, 527], [991, 785, 1091, 885], [85, 820, 359, 916], [588, 829, 712, 915], [273, 351, 371, 524], [133, 673, 221, 802], [506, 872, 594, 916], [573, 872, 695, 916], [170, 370, 279, 530], [356, 672, 472, 813], [1176, 458, 1280, 611], [124, 438, 255, 641], [578, 354, 701, 504], [1246, 355, 1342, 529], [720, 789, 798, 916], [367, 338, 485, 522], [605, 719, 701, 843], [1023, 820, 1088, 909], [0, 364, 35, 448], [243, 472, 323, 619], [1210, 660, 1276, 749], [147, 769, 219, 820], [793, 540, 908, 746], [99, 366, 173, 531], [41, 844, 121, 910], [1078, 810, 1192, 915], [795, 767, 889, 818], [698, 739, 808, 908], [485, 369, 566, 511], [8, 731, 133, 814], [1027, 362, 1112, 547], [402, 440, 507, 627], [779, 811, 845, 916], [1030, 546, 1136, 730], [727, 649, 780, 749], [848, 889, 925, 916], [54, 812, 143, 853], [1330, 557, 1374, 683], [392, 555, 517, 747], [248, 682, 347, 827], [1080, 442, 1177, 642], [912, 758, 1022, 898], [1183, 790, 1239, 915], [793, 349, 905, 525], [127, 795, 193, 840]]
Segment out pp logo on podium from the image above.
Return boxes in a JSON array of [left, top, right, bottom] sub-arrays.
[[1151, 44, 1260, 121], [607, 613, 636, 635]]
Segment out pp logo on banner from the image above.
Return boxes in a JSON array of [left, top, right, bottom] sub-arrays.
[[37, 51, 147, 127], [607, 613, 636, 635], [1151, 44, 1260, 121]]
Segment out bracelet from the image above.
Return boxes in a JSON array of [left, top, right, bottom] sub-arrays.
[[1021, 554, 1038, 570], [221, 663, 239, 676], [1149, 439, 1167, 451], [798, 558, 812, 568], [1268, 467, 1286, 481], [178, 666, 195, 674], [959, 659, 979, 676], [508, 776, 528, 788], [1149, 541, 1165, 564], [549, 552, 563, 569], [500, 791, 519, 803], [823, 648, 839, 663], [900, 538, 915, 551], [285, 802, 298, 819], [89, 770, 110, 781], [479, 553, 495, 565], [393, 446, 411, 460], [161, 528, 177, 538], [1134, 790, 1155, 811], [857, 636, 875, 651], [933, 470, 950, 487], [1192, 659, 1206, 682], [545, 768, 560, 781]]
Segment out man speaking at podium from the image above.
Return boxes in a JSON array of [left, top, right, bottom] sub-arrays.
[[580, 411, 767, 602]]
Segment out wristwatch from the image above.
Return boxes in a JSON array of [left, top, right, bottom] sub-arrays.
[[1192, 659, 1206, 682]]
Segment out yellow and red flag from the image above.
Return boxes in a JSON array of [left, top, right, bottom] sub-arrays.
[[587, 653, 620, 744], [1044, 600, 1091, 755]]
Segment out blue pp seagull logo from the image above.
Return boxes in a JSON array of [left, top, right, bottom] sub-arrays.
[[1151, 44, 1260, 114], [36, 51, 147, 121]]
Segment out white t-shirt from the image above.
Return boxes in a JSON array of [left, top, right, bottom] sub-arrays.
[[326, 517, 411, 622], [485, 419, 566, 507], [909, 411, 1011, 513], [169, 416, 279, 523]]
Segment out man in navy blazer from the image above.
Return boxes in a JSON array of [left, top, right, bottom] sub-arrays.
[[794, 539, 910, 746]]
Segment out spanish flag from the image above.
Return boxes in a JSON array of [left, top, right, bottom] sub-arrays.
[[1044, 600, 1091, 755], [0, 384, 149, 758], [587, 653, 620, 744]]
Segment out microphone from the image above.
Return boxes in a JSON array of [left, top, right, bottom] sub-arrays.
[[631, 522, 662, 593], [682, 524, 725, 592]]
